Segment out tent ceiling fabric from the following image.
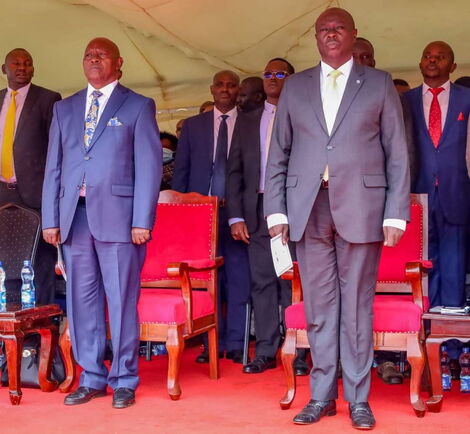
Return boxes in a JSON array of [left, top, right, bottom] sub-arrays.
[[1, 0, 470, 127]]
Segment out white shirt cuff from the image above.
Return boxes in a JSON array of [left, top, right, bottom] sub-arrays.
[[383, 218, 406, 231], [267, 213, 288, 229], [228, 217, 245, 226]]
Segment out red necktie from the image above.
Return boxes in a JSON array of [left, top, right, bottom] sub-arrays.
[[428, 87, 444, 147]]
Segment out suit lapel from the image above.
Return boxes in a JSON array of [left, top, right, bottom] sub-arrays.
[[204, 111, 215, 163], [88, 83, 129, 151], [253, 109, 263, 182], [72, 89, 88, 152], [308, 65, 328, 135], [439, 84, 458, 148], [329, 63, 365, 138], [0, 89, 6, 113], [15, 84, 38, 140]]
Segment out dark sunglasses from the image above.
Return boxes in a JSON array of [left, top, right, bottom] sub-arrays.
[[263, 71, 289, 79]]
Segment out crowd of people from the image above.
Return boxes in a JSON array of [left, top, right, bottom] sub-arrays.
[[1, 5, 469, 430]]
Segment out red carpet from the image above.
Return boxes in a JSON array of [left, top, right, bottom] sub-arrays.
[[1, 346, 469, 434]]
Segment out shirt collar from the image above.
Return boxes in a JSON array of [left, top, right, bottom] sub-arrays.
[[87, 80, 119, 99], [264, 100, 277, 113], [213, 105, 238, 121], [320, 57, 354, 81], [422, 80, 450, 95], [8, 82, 31, 97]]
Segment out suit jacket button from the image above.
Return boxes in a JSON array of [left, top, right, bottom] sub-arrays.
[[326, 145, 333, 150], [84, 156, 91, 160]]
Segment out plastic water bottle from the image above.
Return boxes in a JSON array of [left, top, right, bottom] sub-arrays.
[[441, 345, 452, 391], [459, 347, 470, 393], [0, 261, 6, 312], [21, 260, 36, 309]]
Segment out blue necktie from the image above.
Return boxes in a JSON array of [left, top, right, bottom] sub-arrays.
[[84, 90, 103, 148], [211, 114, 228, 198]]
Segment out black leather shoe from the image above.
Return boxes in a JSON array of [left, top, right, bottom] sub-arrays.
[[243, 356, 276, 373], [64, 386, 107, 405], [112, 387, 135, 409], [293, 400, 336, 424], [293, 356, 309, 376], [195, 349, 224, 363], [349, 402, 376, 430], [226, 350, 244, 364]]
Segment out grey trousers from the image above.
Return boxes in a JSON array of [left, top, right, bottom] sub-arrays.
[[296, 189, 382, 403]]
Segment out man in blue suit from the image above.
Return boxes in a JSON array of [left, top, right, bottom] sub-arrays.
[[42, 38, 162, 408], [172, 70, 251, 364], [406, 41, 470, 311]]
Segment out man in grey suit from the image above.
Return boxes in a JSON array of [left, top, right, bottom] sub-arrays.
[[42, 38, 162, 408], [0, 48, 61, 304], [264, 8, 409, 429]]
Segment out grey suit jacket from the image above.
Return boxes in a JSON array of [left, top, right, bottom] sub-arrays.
[[0, 84, 61, 209], [264, 63, 410, 243]]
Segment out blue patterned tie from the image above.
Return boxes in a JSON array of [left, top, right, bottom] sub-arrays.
[[84, 90, 103, 148], [211, 114, 228, 198]]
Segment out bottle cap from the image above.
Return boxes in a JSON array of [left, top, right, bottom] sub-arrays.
[[23, 260, 31, 265], [0, 261, 3, 266], [464, 347, 470, 353]]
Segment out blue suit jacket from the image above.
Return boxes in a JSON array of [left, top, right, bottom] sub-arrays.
[[172, 111, 214, 194], [42, 83, 162, 243], [405, 84, 470, 224]]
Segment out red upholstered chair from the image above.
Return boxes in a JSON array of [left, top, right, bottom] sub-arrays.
[[138, 190, 223, 400], [280, 194, 431, 417]]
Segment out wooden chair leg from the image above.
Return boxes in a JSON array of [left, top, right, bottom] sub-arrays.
[[407, 335, 426, 417], [38, 326, 59, 392], [425, 337, 445, 413], [58, 319, 76, 393], [280, 328, 297, 410], [166, 325, 184, 400], [4, 332, 24, 405], [208, 325, 220, 380]]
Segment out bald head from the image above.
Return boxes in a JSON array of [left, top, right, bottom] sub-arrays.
[[210, 70, 240, 113], [237, 76, 266, 112], [83, 37, 123, 89], [2, 48, 34, 90], [315, 7, 357, 68], [419, 40, 456, 88]]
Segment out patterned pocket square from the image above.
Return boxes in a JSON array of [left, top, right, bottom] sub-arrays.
[[107, 117, 124, 126], [458, 112, 465, 121]]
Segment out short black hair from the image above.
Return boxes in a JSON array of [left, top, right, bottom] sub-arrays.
[[160, 131, 178, 151], [393, 78, 410, 87], [455, 76, 470, 89], [267, 57, 295, 75]]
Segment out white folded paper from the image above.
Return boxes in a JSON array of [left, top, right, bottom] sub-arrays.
[[270, 233, 293, 277]]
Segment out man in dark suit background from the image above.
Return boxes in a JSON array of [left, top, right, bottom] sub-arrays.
[[42, 37, 162, 408], [227, 58, 308, 374], [264, 8, 409, 429], [172, 70, 251, 364], [0, 48, 61, 304], [406, 41, 470, 364], [237, 76, 266, 113]]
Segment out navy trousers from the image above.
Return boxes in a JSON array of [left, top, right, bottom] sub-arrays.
[[63, 203, 146, 390]]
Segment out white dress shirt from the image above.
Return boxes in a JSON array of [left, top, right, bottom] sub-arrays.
[[422, 80, 450, 129], [267, 58, 406, 232], [0, 83, 31, 182]]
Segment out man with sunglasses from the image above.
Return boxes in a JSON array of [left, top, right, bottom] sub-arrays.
[[227, 58, 306, 374], [264, 8, 409, 429]]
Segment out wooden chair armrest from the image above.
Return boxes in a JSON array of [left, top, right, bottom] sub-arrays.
[[167, 262, 194, 334], [186, 256, 224, 272], [281, 261, 302, 304], [405, 261, 430, 311]]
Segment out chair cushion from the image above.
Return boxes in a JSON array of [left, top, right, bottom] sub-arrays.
[[373, 295, 428, 332], [285, 302, 307, 330], [138, 289, 214, 324], [285, 296, 429, 333]]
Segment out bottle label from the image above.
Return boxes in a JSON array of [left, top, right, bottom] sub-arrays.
[[461, 376, 470, 393], [442, 374, 452, 391]]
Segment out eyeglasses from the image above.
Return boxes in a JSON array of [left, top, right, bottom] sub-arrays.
[[263, 71, 289, 79]]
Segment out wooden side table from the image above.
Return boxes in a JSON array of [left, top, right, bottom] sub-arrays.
[[423, 312, 470, 412], [0, 304, 62, 405]]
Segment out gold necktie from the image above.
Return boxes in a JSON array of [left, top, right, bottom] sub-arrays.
[[1, 90, 18, 180], [322, 70, 342, 182]]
